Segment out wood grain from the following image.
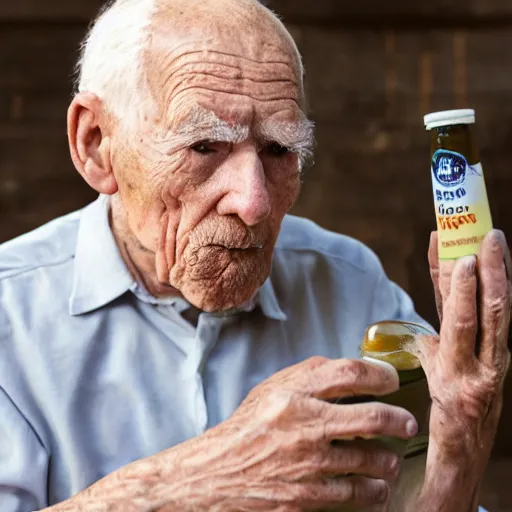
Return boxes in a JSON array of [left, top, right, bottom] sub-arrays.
[[3, 0, 512, 24]]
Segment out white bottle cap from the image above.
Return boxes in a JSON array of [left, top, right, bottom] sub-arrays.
[[424, 109, 475, 130]]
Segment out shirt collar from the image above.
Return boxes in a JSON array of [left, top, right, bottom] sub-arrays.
[[69, 195, 134, 316], [257, 278, 288, 321], [69, 195, 287, 321]]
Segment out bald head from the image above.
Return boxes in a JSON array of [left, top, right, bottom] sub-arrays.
[[77, 0, 304, 121], [151, 0, 302, 73]]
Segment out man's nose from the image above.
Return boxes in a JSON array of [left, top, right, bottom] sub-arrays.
[[216, 152, 271, 226]]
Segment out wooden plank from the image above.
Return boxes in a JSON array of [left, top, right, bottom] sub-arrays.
[[2, 0, 512, 24], [0, 92, 69, 125], [296, 28, 512, 143], [0, 194, 95, 242], [0, 138, 73, 181], [0, 138, 96, 240], [0, 0, 103, 22], [270, 0, 512, 26], [0, 26, 84, 90]]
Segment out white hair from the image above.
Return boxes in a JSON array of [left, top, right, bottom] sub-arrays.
[[76, 0, 156, 123]]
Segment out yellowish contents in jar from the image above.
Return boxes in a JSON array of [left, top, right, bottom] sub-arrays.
[[361, 321, 434, 371]]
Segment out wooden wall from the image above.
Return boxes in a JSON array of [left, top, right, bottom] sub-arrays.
[[1, 1, 512, 507]]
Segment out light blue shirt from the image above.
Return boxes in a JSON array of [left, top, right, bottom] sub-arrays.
[[0, 195, 485, 511]]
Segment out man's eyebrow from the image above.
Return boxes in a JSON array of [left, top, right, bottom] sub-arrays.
[[258, 117, 315, 166], [152, 111, 248, 154], [152, 106, 315, 167], [173, 108, 249, 144], [258, 118, 315, 151], [175, 120, 249, 144]]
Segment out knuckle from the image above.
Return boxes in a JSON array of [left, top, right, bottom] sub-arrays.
[[305, 356, 329, 370], [366, 405, 390, 432], [287, 483, 314, 504], [375, 452, 401, 480], [369, 479, 390, 504], [337, 359, 369, 386], [350, 477, 389, 505], [453, 318, 476, 334], [289, 428, 316, 456], [375, 364, 399, 390], [258, 389, 297, 424], [479, 367, 506, 395], [351, 448, 371, 471], [484, 296, 508, 318], [342, 477, 357, 503], [387, 454, 401, 478]]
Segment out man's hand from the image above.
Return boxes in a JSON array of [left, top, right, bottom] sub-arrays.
[[47, 358, 418, 512], [410, 230, 511, 512]]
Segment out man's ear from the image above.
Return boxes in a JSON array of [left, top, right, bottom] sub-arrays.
[[67, 92, 118, 195]]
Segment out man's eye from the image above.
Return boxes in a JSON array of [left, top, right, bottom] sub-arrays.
[[191, 142, 215, 154], [266, 142, 290, 157]]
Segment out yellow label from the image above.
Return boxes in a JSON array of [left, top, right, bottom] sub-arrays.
[[431, 150, 493, 259]]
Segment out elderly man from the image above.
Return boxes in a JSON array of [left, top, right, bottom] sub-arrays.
[[0, 0, 509, 510]]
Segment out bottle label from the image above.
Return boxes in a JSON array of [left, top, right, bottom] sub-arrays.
[[431, 149, 493, 259]]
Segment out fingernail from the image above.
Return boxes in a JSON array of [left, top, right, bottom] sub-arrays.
[[459, 255, 476, 275], [484, 230, 503, 253], [486, 229, 501, 244], [406, 419, 418, 437]]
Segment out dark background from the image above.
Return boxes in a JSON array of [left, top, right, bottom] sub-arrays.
[[1, 0, 512, 509]]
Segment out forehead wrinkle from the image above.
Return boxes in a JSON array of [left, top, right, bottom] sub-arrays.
[[157, 51, 302, 109], [174, 106, 249, 141], [155, 47, 297, 74], [146, 43, 303, 111]]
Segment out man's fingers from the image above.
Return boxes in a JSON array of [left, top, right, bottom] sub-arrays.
[[298, 476, 389, 508], [493, 230, 512, 281], [428, 231, 457, 321], [428, 231, 444, 321], [305, 358, 399, 401], [323, 401, 417, 441], [323, 440, 400, 481], [478, 230, 510, 367], [439, 255, 478, 367], [439, 258, 457, 313]]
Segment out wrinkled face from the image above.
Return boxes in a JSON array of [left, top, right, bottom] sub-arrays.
[[111, 23, 313, 312]]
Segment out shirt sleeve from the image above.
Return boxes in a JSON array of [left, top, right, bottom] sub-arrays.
[[0, 385, 49, 512]]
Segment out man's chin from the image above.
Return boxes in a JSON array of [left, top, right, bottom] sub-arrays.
[[178, 281, 260, 314], [171, 267, 270, 313], [168, 248, 272, 313]]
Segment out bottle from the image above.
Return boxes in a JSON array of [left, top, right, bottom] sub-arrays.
[[359, 321, 432, 458], [424, 109, 493, 260]]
